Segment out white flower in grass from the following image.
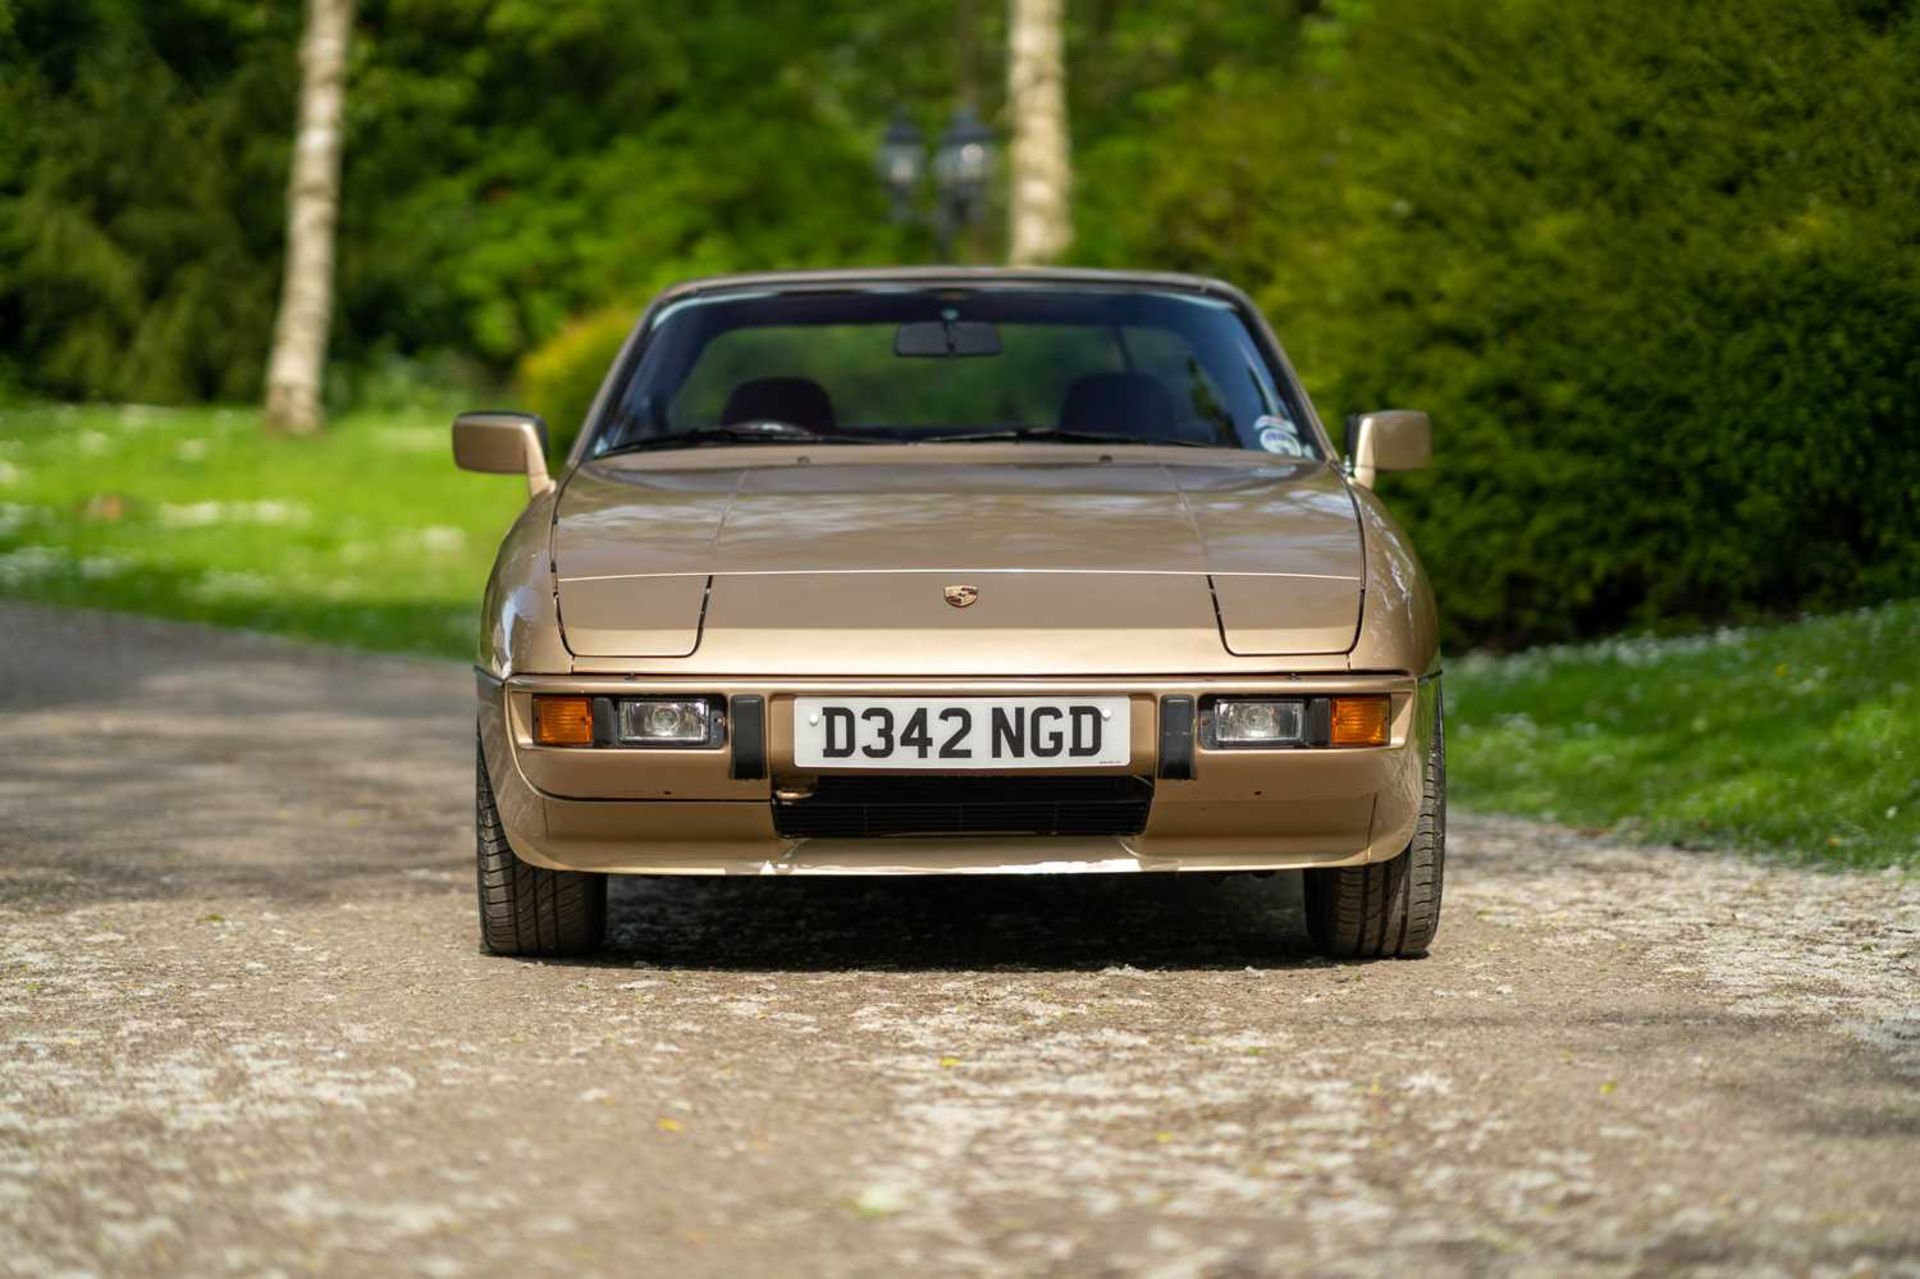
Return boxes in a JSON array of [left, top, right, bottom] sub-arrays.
[[157, 502, 220, 528], [0, 503, 36, 536], [117, 404, 176, 427], [157, 500, 310, 528], [0, 545, 67, 588], [374, 427, 443, 453], [77, 555, 132, 580], [191, 569, 275, 600]]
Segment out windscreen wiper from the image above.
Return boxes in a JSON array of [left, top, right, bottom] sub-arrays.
[[929, 426, 1213, 447], [598, 421, 861, 455]]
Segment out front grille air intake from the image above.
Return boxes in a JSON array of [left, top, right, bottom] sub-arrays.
[[774, 775, 1153, 839]]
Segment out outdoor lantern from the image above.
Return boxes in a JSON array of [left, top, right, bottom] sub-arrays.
[[875, 104, 995, 258], [876, 112, 926, 219], [932, 105, 995, 214]]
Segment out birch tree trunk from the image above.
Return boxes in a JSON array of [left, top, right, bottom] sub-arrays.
[[264, 0, 352, 435], [1006, 0, 1071, 265]]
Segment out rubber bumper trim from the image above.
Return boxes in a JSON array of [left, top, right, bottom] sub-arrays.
[[1158, 695, 1195, 780], [730, 694, 767, 780]]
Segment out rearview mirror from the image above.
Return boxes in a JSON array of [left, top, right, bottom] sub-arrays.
[[948, 321, 1002, 356], [1345, 410, 1431, 490], [453, 410, 553, 498], [893, 320, 1002, 357]]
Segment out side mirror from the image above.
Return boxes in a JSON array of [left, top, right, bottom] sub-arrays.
[[453, 411, 553, 498], [1344, 410, 1431, 490]]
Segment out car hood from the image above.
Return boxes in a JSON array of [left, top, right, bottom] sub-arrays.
[[551, 451, 1364, 669]]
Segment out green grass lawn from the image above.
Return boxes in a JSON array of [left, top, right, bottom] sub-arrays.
[[3, 402, 1913, 868], [1448, 602, 1919, 869], [0, 402, 526, 656]]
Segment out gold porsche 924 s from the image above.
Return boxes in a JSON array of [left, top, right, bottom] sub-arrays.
[[455, 268, 1442, 959]]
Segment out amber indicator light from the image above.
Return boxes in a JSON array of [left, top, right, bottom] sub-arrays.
[[1328, 695, 1390, 747], [532, 695, 595, 747]]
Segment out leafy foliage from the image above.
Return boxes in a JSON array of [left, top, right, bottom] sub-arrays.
[[1076, 0, 1920, 646], [0, 0, 1013, 400], [1, 0, 1305, 402], [514, 306, 631, 461], [2, 0, 1915, 647], [0, 1, 299, 402]]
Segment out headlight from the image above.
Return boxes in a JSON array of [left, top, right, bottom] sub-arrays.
[[617, 698, 714, 745], [1213, 699, 1306, 745], [530, 694, 725, 748], [1203, 694, 1392, 749]]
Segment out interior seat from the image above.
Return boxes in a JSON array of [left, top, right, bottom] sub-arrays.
[[721, 377, 837, 433], [1057, 372, 1178, 441]]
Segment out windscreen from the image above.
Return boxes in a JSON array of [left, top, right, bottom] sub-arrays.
[[589, 288, 1318, 457]]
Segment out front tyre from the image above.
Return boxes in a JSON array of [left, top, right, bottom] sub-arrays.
[[475, 741, 606, 957], [1304, 695, 1446, 959]]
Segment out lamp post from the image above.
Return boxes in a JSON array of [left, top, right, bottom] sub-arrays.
[[876, 106, 997, 262]]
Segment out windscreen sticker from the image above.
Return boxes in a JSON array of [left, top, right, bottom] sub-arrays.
[[1255, 415, 1308, 456]]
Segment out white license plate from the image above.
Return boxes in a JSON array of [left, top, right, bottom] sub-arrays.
[[793, 697, 1131, 770]]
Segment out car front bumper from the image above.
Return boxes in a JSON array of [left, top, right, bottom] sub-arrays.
[[477, 671, 1438, 875]]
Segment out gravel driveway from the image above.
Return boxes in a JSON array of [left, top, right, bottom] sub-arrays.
[[1, 601, 1914, 1278]]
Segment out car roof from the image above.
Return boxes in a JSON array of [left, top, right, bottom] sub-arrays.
[[650, 265, 1256, 308]]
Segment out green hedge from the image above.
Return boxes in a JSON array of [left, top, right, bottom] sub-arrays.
[[514, 306, 633, 463], [1078, 0, 1920, 648]]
